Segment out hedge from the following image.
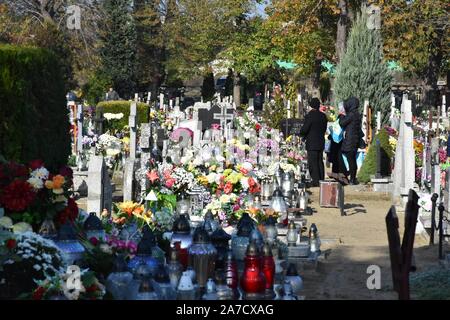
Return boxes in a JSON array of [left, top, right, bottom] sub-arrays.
[[358, 128, 394, 183], [96, 100, 149, 132], [0, 45, 70, 170]]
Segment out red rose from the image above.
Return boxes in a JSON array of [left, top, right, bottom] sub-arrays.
[[89, 237, 99, 246], [0, 180, 36, 211], [255, 123, 261, 131], [5, 239, 16, 249], [57, 198, 79, 224], [224, 182, 233, 194], [29, 159, 45, 170], [32, 287, 46, 300]]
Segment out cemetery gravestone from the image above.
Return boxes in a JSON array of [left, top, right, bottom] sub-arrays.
[[279, 119, 303, 139], [87, 156, 112, 215], [392, 95, 415, 205]]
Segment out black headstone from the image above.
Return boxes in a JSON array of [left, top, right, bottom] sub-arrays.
[[198, 108, 214, 132], [156, 128, 168, 149], [279, 118, 303, 138]]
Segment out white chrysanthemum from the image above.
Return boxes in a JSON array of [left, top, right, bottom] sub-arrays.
[[31, 167, 49, 180], [27, 177, 43, 190], [243, 132, 251, 139], [206, 173, 217, 184], [240, 177, 249, 191]]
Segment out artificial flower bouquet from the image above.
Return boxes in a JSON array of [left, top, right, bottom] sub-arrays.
[[0, 231, 66, 298], [0, 160, 78, 231], [28, 270, 105, 300]]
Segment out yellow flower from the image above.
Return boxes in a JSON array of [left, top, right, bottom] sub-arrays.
[[45, 180, 54, 189]]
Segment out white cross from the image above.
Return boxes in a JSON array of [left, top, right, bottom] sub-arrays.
[[213, 104, 234, 134]]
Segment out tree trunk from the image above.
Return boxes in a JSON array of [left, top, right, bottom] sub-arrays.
[[233, 72, 241, 108], [424, 29, 444, 108], [335, 0, 348, 63]]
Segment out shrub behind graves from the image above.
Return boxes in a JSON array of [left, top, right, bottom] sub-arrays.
[[96, 100, 149, 132], [358, 128, 394, 183], [0, 45, 70, 170]]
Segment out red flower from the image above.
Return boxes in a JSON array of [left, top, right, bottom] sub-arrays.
[[86, 284, 98, 293], [248, 177, 257, 187], [29, 159, 45, 170], [240, 168, 249, 175], [255, 123, 261, 132], [32, 287, 46, 300], [224, 182, 233, 194], [57, 198, 79, 224], [7, 162, 29, 178], [59, 166, 73, 180], [0, 180, 36, 211], [89, 237, 99, 246], [5, 239, 16, 249]]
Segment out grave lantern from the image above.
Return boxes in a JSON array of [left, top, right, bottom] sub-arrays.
[[281, 171, 294, 196], [274, 167, 283, 188], [152, 265, 177, 299], [202, 278, 219, 300], [286, 220, 298, 246], [225, 251, 239, 299], [128, 225, 160, 275], [211, 226, 231, 269], [166, 249, 183, 289], [176, 191, 191, 218], [203, 210, 219, 235], [126, 262, 152, 299], [264, 216, 278, 245], [262, 243, 275, 299], [54, 221, 85, 265], [136, 274, 158, 300], [170, 214, 192, 268], [309, 223, 321, 253], [39, 218, 57, 241], [177, 271, 196, 300], [188, 227, 217, 288], [269, 187, 288, 219], [231, 213, 255, 261], [106, 254, 134, 300], [240, 241, 266, 299], [285, 263, 303, 294], [84, 212, 105, 241]]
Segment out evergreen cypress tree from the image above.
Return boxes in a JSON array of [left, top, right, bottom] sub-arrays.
[[100, 0, 138, 99], [134, 0, 164, 94], [201, 71, 215, 102], [333, 10, 392, 124]]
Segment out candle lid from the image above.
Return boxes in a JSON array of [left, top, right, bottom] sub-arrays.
[[262, 243, 273, 257], [245, 241, 259, 257]]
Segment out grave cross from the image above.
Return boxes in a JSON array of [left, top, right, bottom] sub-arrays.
[[213, 104, 234, 136]]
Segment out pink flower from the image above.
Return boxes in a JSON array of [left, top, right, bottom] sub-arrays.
[[224, 182, 233, 194], [233, 204, 240, 212], [165, 178, 176, 188]]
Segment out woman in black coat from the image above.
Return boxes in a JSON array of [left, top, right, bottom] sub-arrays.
[[339, 97, 363, 185]]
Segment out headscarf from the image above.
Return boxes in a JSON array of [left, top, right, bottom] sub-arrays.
[[343, 97, 360, 113]]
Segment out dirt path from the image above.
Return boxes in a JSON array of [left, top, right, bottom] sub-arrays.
[[301, 186, 441, 300]]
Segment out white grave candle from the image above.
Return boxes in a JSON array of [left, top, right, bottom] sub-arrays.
[[134, 93, 138, 102]]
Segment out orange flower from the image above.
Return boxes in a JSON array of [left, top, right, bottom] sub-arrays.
[[52, 175, 65, 189], [133, 205, 144, 216]]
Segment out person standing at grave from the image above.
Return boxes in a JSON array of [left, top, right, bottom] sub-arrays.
[[106, 87, 120, 101], [300, 97, 328, 187], [339, 97, 363, 185]]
